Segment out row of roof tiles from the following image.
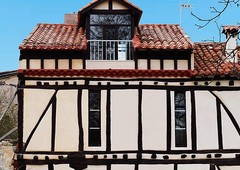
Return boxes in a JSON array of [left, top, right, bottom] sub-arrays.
[[19, 24, 193, 51]]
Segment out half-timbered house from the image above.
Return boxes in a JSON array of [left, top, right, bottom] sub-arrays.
[[16, 0, 240, 170]]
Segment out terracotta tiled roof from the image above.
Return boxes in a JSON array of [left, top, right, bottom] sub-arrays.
[[18, 69, 192, 78], [193, 42, 240, 76], [19, 24, 87, 51], [79, 0, 142, 13], [133, 24, 193, 50], [222, 26, 240, 33]]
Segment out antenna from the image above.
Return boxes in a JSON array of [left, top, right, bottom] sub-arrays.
[[179, 1, 191, 25]]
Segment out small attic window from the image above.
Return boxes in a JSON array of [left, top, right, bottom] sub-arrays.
[[88, 13, 133, 60]]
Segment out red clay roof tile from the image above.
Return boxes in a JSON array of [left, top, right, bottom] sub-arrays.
[[18, 69, 192, 78], [193, 42, 240, 76], [133, 24, 193, 50], [19, 24, 87, 51]]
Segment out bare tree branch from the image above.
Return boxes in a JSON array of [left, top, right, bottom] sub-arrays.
[[191, 0, 231, 29]]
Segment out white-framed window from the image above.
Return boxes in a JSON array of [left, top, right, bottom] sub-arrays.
[[174, 91, 187, 147]]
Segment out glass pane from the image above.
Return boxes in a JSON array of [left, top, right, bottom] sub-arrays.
[[118, 26, 131, 40], [175, 92, 186, 108], [89, 92, 100, 110], [89, 111, 100, 127], [175, 129, 187, 147], [175, 111, 186, 128], [89, 129, 101, 146], [90, 14, 131, 25], [90, 26, 103, 40], [105, 28, 116, 40]]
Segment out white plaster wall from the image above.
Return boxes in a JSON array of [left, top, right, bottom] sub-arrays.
[[26, 165, 48, 170], [191, 53, 194, 70], [26, 106, 52, 151], [163, 60, 174, 70], [111, 90, 138, 151], [177, 60, 188, 70], [171, 91, 192, 150], [23, 89, 56, 144], [112, 165, 134, 170], [83, 90, 107, 151], [221, 106, 240, 149], [213, 91, 240, 125], [213, 91, 240, 149], [86, 165, 106, 170], [220, 166, 240, 170], [139, 164, 173, 170], [195, 91, 218, 150], [86, 60, 135, 69], [19, 59, 26, 69], [138, 59, 148, 70], [142, 90, 167, 150], [112, 0, 128, 10], [178, 164, 209, 170], [150, 60, 160, 70], [72, 59, 83, 69], [58, 59, 69, 69], [54, 164, 73, 170], [30, 59, 41, 69], [55, 90, 79, 151], [93, 0, 109, 10], [44, 59, 55, 69]]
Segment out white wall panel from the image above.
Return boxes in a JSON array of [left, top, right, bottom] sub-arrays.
[[220, 166, 240, 170], [44, 59, 55, 69], [222, 106, 240, 149], [30, 59, 41, 69], [138, 59, 148, 70], [86, 166, 106, 170], [55, 90, 79, 151], [195, 91, 218, 150], [213, 91, 240, 125], [150, 60, 160, 70], [55, 164, 73, 170], [142, 90, 167, 150], [93, 1, 108, 10], [72, 59, 83, 69], [178, 164, 209, 170], [19, 59, 26, 69], [111, 90, 138, 151], [26, 165, 48, 170], [23, 89, 56, 143], [139, 164, 173, 170], [112, 165, 134, 170], [177, 60, 188, 70], [112, 0, 128, 10], [58, 59, 69, 69], [163, 60, 174, 70], [26, 106, 52, 151]]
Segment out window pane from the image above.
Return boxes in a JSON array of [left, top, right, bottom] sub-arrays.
[[90, 14, 131, 25], [175, 129, 187, 147], [118, 26, 131, 40], [175, 92, 187, 147], [90, 26, 103, 40], [89, 111, 100, 127], [89, 92, 100, 110], [89, 129, 101, 146]]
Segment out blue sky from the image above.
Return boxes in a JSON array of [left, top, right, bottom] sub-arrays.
[[0, 0, 239, 72]]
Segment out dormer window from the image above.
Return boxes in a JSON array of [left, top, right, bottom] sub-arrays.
[[89, 14, 133, 60]]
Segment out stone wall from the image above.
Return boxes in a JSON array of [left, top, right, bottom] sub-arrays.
[[0, 141, 14, 170]]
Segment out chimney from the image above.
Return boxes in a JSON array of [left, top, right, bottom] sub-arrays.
[[64, 12, 78, 25], [222, 26, 239, 63]]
